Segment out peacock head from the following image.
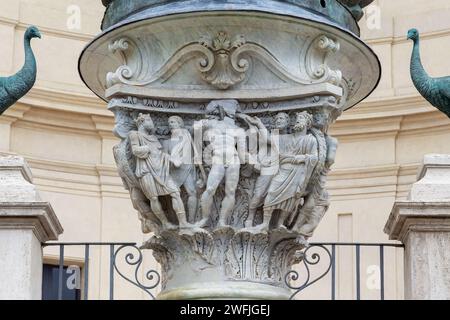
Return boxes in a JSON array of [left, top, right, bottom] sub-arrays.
[[25, 26, 41, 40], [407, 28, 419, 42]]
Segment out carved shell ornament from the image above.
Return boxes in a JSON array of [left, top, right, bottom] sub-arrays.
[[106, 32, 343, 90], [197, 32, 248, 89]]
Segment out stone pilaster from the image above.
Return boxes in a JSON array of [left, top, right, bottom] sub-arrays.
[[0, 156, 63, 300], [385, 154, 450, 300]]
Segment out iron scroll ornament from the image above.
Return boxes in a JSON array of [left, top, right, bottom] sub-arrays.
[[113, 244, 161, 299], [285, 244, 333, 300]]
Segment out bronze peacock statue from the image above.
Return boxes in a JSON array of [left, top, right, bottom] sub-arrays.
[[0, 26, 41, 115], [408, 28, 450, 119]]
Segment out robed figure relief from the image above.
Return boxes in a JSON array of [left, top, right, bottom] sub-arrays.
[[128, 113, 190, 229], [241, 112, 293, 228], [166, 115, 200, 223], [293, 110, 338, 242], [113, 103, 336, 242], [243, 111, 319, 232]]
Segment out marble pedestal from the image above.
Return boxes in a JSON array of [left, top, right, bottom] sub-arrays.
[[80, 0, 380, 300], [385, 154, 450, 300], [0, 156, 63, 300]]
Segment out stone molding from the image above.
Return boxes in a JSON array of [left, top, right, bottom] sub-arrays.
[[0, 151, 420, 201], [385, 154, 450, 300], [0, 155, 63, 243], [0, 155, 63, 300], [157, 281, 290, 300], [416, 154, 450, 180], [0, 155, 33, 183], [11, 93, 449, 145], [0, 202, 63, 242], [385, 201, 450, 243], [386, 154, 450, 242], [80, 11, 380, 109], [8, 87, 443, 121]]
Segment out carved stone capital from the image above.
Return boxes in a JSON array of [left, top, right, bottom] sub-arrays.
[[80, 2, 379, 300], [111, 100, 337, 297], [141, 228, 305, 298]]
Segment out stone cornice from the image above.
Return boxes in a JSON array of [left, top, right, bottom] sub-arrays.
[[1, 104, 30, 120], [14, 117, 100, 138], [385, 201, 450, 243], [0, 153, 34, 183], [10, 87, 446, 142], [91, 115, 117, 139], [0, 17, 99, 42], [0, 152, 418, 200], [4, 86, 440, 130], [20, 87, 107, 116], [365, 28, 450, 46], [16, 23, 97, 42], [331, 115, 402, 138], [342, 95, 432, 120], [329, 164, 400, 180], [0, 202, 63, 242]]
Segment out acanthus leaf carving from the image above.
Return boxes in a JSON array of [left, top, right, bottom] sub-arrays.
[[224, 231, 271, 281], [269, 236, 305, 283]]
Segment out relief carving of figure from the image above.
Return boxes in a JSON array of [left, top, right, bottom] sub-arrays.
[[194, 100, 247, 227], [111, 92, 341, 292], [113, 111, 163, 234], [128, 113, 190, 229], [255, 111, 319, 232], [166, 116, 199, 223], [293, 109, 338, 241], [241, 112, 292, 228], [113, 143, 162, 234]]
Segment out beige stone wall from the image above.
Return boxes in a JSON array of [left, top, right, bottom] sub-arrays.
[[1, 0, 450, 300]]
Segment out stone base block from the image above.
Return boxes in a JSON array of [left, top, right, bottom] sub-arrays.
[[157, 281, 290, 300]]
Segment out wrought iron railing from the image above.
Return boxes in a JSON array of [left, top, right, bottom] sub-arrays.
[[42, 242, 160, 300], [285, 243, 404, 300], [43, 242, 403, 300]]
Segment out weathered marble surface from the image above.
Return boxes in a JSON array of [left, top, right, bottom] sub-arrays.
[[385, 154, 450, 300], [112, 98, 339, 298], [81, 2, 380, 300], [0, 156, 63, 300], [80, 11, 380, 110]]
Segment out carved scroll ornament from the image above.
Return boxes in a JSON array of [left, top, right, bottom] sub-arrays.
[[106, 32, 343, 90]]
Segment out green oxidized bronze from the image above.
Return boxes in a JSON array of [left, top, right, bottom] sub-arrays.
[[338, 0, 374, 21], [408, 28, 450, 119], [0, 26, 41, 115], [99, 0, 373, 35]]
